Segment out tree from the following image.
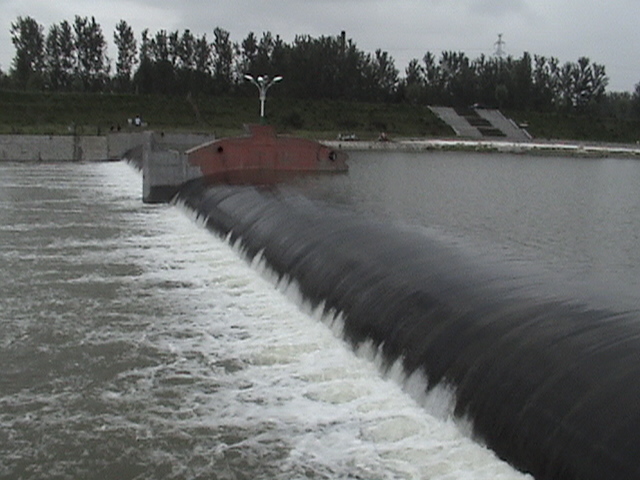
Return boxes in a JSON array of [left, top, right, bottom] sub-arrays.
[[0, 67, 7, 88], [146, 29, 177, 93], [632, 82, 640, 120], [422, 52, 442, 104], [139, 28, 151, 63], [337, 37, 369, 100], [174, 29, 196, 92], [531, 55, 557, 111], [239, 32, 258, 75], [601, 91, 633, 120], [254, 31, 276, 75], [511, 52, 533, 110], [556, 61, 575, 110], [472, 54, 500, 107], [193, 34, 212, 75], [168, 30, 180, 67], [367, 49, 398, 101], [177, 29, 195, 71], [114, 20, 137, 92], [439, 51, 474, 106], [402, 58, 425, 104], [495, 83, 508, 109], [10, 16, 45, 89], [5, 17, 623, 113], [191, 34, 213, 92], [44, 21, 75, 91], [73, 16, 110, 91], [133, 29, 153, 93], [150, 30, 170, 62], [286, 34, 319, 98], [268, 34, 288, 93], [555, 57, 608, 112], [286, 33, 365, 100], [587, 61, 608, 109], [404, 58, 425, 86], [212, 27, 234, 93], [572, 57, 596, 111]]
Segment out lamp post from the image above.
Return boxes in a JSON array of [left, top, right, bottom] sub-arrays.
[[244, 74, 283, 123]]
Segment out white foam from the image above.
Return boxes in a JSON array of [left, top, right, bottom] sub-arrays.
[[168, 179, 532, 479]]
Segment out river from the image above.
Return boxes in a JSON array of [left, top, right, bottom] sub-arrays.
[[2, 151, 639, 479]]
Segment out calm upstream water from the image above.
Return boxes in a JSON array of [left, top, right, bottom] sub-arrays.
[[1, 151, 639, 479], [298, 151, 640, 303]]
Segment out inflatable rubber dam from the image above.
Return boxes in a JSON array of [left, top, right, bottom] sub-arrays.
[[176, 177, 640, 480]]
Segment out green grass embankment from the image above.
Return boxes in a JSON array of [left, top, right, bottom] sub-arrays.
[[508, 110, 640, 144], [0, 90, 452, 140], [2, 90, 639, 144]]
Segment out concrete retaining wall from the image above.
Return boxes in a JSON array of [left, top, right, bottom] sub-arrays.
[[141, 132, 210, 203], [0, 132, 216, 162], [0, 131, 217, 203], [0, 134, 109, 162]]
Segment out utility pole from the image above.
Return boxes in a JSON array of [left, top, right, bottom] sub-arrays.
[[494, 33, 506, 58]]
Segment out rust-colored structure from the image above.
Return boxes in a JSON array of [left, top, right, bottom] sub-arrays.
[[187, 124, 348, 178]]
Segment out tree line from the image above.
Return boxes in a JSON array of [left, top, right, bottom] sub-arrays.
[[3, 15, 640, 118]]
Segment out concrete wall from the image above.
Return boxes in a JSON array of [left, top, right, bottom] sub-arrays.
[[107, 132, 145, 160], [0, 131, 216, 202], [0, 134, 108, 162], [0, 132, 216, 162], [141, 132, 215, 203], [78, 136, 109, 161]]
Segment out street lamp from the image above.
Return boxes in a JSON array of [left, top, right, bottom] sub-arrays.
[[244, 74, 283, 123]]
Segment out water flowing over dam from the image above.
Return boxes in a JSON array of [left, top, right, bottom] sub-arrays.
[[176, 173, 640, 480], [3, 151, 640, 479]]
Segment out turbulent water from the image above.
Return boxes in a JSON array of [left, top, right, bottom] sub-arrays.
[[0, 161, 533, 480]]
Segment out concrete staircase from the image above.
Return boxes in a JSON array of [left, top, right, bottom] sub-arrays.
[[429, 106, 482, 138], [429, 106, 531, 141], [475, 109, 532, 141]]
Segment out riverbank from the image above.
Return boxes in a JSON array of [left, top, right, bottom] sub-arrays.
[[2, 131, 640, 162], [5, 90, 640, 144], [325, 137, 640, 158]]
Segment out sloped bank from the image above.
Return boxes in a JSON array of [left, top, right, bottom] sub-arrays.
[[4, 132, 640, 163]]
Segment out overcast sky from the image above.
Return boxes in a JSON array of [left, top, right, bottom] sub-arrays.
[[2, 0, 639, 92]]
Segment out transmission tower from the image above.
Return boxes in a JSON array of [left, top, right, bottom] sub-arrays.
[[494, 33, 506, 58]]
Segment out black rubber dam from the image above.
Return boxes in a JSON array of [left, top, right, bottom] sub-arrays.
[[177, 179, 640, 480]]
